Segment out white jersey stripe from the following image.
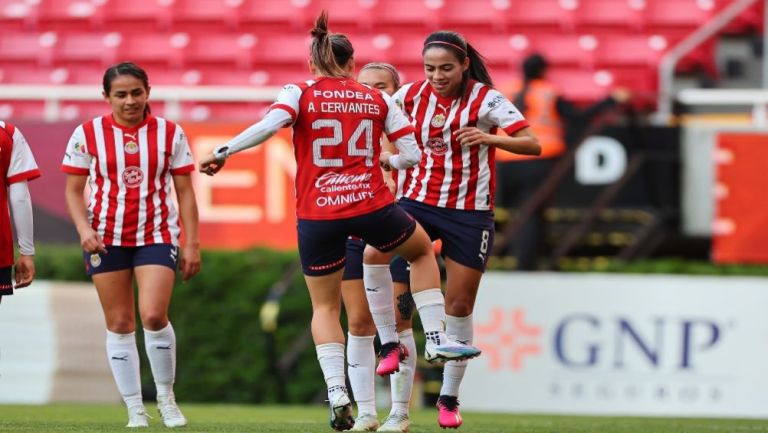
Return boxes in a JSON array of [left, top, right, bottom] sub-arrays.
[[437, 100, 461, 208], [94, 118, 111, 239], [152, 119, 166, 244], [112, 130, 126, 246], [136, 126, 149, 243], [165, 123, 181, 243]]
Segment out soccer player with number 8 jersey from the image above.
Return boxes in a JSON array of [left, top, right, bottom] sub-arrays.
[[199, 12, 482, 432], [362, 30, 541, 429]]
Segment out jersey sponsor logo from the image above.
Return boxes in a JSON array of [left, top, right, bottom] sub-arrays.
[[430, 113, 446, 128], [122, 166, 144, 188], [74, 142, 87, 154], [487, 94, 505, 109], [426, 137, 448, 156], [90, 253, 102, 268], [124, 140, 139, 154]]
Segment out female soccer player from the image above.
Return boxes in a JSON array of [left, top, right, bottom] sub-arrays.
[[363, 30, 540, 429], [198, 13, 481, 431], [0, 121, 40, 302], [62, 62, 201, 428], [342, 62, 416, 433]]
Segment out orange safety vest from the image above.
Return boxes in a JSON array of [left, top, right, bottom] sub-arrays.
[[497, 79, 566, 162]]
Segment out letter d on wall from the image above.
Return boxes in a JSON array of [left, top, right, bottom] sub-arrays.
[[575, 136, 627, 185]]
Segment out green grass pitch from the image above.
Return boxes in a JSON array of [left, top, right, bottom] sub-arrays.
[[1, 404, 768, 432]]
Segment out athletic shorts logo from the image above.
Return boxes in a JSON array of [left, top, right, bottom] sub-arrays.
[[124, 140, 139, 154], [426, 137, 448, 156], [430, 113, 446, 128], [122, 166, 144, 188], [90, 253, 101, 268]]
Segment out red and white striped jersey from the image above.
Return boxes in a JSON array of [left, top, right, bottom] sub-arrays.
[[1, 122, 40, 267], [61, 114, 194, 247], [394, 80, 529, 211], [272, 77, 415, 220]]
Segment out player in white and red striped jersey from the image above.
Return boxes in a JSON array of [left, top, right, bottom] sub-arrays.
[[0, 121, 40, 300], [363, 30, 541, 430], [61, 62, 200, 429], [199, 12, 481, 432]]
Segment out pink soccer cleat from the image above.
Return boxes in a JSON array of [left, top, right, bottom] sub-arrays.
[[436, 395, 462, 429], [376, 342, 408, 376]]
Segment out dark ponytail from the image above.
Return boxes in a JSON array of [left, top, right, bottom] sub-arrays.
[[103, 62, 151, 115], [309, 11, 354, 78], [423, 30, 493, 95]]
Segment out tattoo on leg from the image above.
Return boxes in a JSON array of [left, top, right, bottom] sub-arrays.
[[397, 290, 415, 320]]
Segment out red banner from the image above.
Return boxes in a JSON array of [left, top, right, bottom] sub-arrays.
[[185, 123, 298, 250], [713, 133, 768, 264]]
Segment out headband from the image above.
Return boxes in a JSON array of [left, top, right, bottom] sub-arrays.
[[424, 40, 467, 55]]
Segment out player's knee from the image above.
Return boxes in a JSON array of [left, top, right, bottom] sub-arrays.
[[348, 318, 376, 336], [140, 311, 169, 331], [445, 298, 474, 317], [106, 316, 136, 334], [363, 245, 390, 265]]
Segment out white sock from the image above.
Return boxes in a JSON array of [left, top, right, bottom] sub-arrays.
[[317, 343, 347, 401], [363, 264, 398, 345], [143, 322, 176, 398], [106, 330, 143, 408], [347, 333, 376, 416], [412, 289, 447, 344], [390, 329, 416, 415], [440, 314, 473, 397]]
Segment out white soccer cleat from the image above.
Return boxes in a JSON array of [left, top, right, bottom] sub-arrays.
[[157, 393, 188, 428], [126, 405, 150, 428], [328, 392, 355, 431], [350, 412, 380, 431], [377, 411, 410, 432], [424, 334, 481, 364]]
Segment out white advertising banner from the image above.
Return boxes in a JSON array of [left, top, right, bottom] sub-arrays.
[[462, 272, 768, 418]]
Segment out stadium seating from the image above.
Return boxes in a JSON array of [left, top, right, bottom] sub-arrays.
[[0, 0, 760, 118]]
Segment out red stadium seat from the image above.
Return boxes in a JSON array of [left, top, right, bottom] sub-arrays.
[[594, 34, 666, 67], [376, 0, 439, 31], [575, 0, 643, 30], [100, 0, 173, 31], [0, 32, 56, 66], [122, 33, 188, 69], [528, 34, 596, 68], [315, 0, 376, 31], [172, 0, 242, 28], [0, 0, 39, 30], [546, 67, 610, 102], [38, 0, 104, 30], [180, 101, 271, 122], [509, 0, 577, 31], [439, 0, 509, 32], [240, 0, 313, 30], [185, 33, 256, 69], [643, 0, 716, 30], [54, 32, 121, 68], [0, 101, 46, 120], [256, 34, 312, 65]]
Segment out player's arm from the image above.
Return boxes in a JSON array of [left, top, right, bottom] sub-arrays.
[[200, 84, 300, 176], [8, 181, 34, 288], [455, 89, 541, 156], [172, 174, 200, 282], [64, 174, 105, 254], [381, 92, 420, 170]]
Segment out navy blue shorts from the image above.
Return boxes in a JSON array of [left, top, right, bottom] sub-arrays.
[[84, 244, 179, 276], [398, 198, 494, 272], [297, 204, 416, 276], [342, 237, 410, 283], [0, 266, 12, 296]]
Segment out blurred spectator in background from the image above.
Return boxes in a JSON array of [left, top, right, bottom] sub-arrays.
[[0, 122, 40, 303], [497, 53, 630, 270]]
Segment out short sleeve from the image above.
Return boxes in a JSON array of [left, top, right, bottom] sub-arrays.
[[481, 89, 529, 135], [7, 125, 41, 183], [60, 125, 91, 175], [268, 83, 304, 126], [383, 92, 415, 142], [169, 125, 195, 175]]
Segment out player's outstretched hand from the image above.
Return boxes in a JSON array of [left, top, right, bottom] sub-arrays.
[[179, 244, 201, 283], [14, 255, 35, 289], [199, 153, 225, 176]]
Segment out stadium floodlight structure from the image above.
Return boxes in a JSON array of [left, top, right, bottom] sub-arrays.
[[655, 0, 762, 125]]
